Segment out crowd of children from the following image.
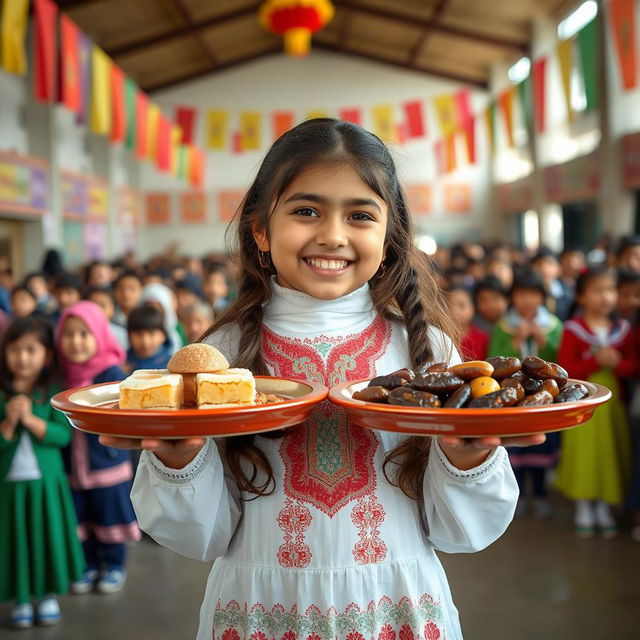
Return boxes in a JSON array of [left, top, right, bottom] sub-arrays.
[[0, 252, 232, 628], [1, 232, 640, 630]]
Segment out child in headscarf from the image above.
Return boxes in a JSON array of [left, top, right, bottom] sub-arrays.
[[139, 283, 184, 354], [56, 302, 140, 596]]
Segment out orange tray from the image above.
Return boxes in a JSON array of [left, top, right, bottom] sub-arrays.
[[51, 376, 328, 439], [328, 378, 611, 437]]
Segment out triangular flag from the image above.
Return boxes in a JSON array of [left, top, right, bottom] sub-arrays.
[[371, 105, 396, 143], [609, 0, 638, 90], [76, 32, 92, 125], [110, 65, 126, 143], [147, 103, 161, 161], [557, 39, 574, 122], [396, 122, 408, 145], [1, 0, 29, 74], [403, 100, 425, 138], [240, 111, 262, 150], [124, 77, 137, 150], [339, 108, 362, 125], [516, 76, 532, 127], [170, 124, 182, 175], [175, 106, 196, 144], [484, 102, 496, 153], [445, 134, 457, 172], [532, 58, 547, 132], [60, 15, 81, 111], [577, 18, 599, 110], [156, 116, 171, 172], [499, 88, 515, 147], [189, 147, 205, 187], [90, 46, 112, 136], [464, 117, 476, 164], [272, 111, 294, 141], [433, 94, 458, 137], [454, 90, 472, 127], [34, 0, 57, 102], [206, 110, 228, 149], [135, 91, 148, 159]]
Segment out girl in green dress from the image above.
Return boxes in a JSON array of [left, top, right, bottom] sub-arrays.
[[0, 316, 84, 628], [555, 267, 636, 537]]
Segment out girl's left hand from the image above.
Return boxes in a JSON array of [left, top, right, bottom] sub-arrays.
[[438, 434, 546, 470]]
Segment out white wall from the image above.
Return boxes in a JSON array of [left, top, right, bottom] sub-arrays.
[[140, 50, 490, 259]]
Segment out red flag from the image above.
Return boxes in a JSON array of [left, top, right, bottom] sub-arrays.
[[396, 122, 408, 145], [33, 0, 57, 102], [110, 65, 126, 143], [609, 0, 638, 90], [175, 106, 196, 144], [232, 131, 242, 154], [272, 111, 294, 140], [156, 116, 171, 171], [403, 100, 425, 138], [532, 58, 547, 132], [339, 108, 362, 125], [135, 91, 148, 159], [60, 15, 80, 111], [464, 117, 476, 164], [454, 89, 472, 126]]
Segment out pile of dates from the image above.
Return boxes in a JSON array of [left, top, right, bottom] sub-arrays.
[[352, 356, 590, 409]]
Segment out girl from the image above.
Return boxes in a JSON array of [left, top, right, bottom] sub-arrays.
[[488, 270, 563, 517], [555, 267, 636, 537], [444, 284, 488, 360], [139, 282, 184, 354], [0, 316, 84, 628], [181, 301, 214, 343], [103, 119, 541, 640], [56, 301, 141, 594]]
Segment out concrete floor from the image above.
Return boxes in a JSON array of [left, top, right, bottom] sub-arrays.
[[2, 494, 639, 640]]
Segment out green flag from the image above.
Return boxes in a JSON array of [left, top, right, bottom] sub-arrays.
[[517, 75, 532, 127], [125, 76, 137, 149], [577, 18, 599, 111]]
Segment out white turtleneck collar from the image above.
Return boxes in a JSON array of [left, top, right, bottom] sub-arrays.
[[262, 278, 377, 338]]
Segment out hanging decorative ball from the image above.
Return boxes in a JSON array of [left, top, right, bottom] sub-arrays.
[[259, 0, 335, 57]]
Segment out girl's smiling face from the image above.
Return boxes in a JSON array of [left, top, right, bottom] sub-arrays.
[[60, 316, 98, 363], [255, 163, 388, 300]]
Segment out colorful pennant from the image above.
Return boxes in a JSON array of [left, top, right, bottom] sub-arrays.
[[34, 0, 58, 102]]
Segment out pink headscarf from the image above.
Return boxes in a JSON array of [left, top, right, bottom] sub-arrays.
[[56, 301, 125, 389]]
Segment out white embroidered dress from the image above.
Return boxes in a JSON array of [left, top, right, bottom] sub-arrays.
[[131, 282, 519, 640]]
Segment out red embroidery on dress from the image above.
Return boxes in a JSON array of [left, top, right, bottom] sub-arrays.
[[378, 624, 396, 640], [424, 622, 441, 640], [351, 494, 388, 564], [399, 625, 414, 640], [276, 499, 313, 568], [263, 316, 391, 520]]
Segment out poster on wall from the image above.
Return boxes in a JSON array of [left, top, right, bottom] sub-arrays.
[[146, 193, 171, 225], [622, 132, 640, 188], [62, 220, 85, 266], [0, 152, 48, 215], [543, 149, 600, 204], [61, 172, 109, 219], [84, 222, 107, 260], [118, 187, 141, 253], [496, 176, 533, 214], [443, 183, 472, 213], [181, 192, 207, 223], [404, 183, 432, 215], [218, 190, 245, 222]]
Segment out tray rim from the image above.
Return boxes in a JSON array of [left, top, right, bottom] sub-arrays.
[[328, 377, 611, 418], [51, 375, 329, 418]]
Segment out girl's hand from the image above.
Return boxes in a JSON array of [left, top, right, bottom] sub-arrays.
[[438, 434, 546, 470], [0, 418, 17, 441], [595, 347, 621, 368], [10, 395, 47, 439], [4, 398, 22, 426], [99, 435, 207, 469], [11, 395, 33, 421]]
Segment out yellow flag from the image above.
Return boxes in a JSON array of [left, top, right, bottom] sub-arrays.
[[170, 124, 182, 176], [371, 105, 396, 143], [240, 111, 262, 150], [1, 0, 29, 74], [90, 47, 112, 135], [433, 94, 458, 137], [147, 103, 161, 161], [207, 110, 228, 149], [306, 110, 328, 120], [557, 39, 574, 122]]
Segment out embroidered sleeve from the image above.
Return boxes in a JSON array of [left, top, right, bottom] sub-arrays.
[[131, 438, 242, 562], [421, 440, 518, 553]]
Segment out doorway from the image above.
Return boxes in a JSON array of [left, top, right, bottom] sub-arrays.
[[561, 201, 601, 250]]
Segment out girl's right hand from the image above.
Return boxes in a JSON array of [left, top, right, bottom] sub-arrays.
[[99, 435, 207, 469]]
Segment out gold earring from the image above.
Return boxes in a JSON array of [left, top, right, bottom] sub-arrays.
[[377, 261, 387, 278], [258, 251, 271, 269]]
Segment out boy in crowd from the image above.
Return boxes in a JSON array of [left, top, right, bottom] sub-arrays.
[[112, 271, 143, 328], [472, 275, 509, 335], [125, 303, 171, 373]]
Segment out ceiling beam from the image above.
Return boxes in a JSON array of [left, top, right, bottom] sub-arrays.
[[333, 0, 528, 53], [172, 0, 218, 66], [107, 2, 263, 58], [54, 0, 105, 8], [316, 42, 487, 89], [408, 0, 453, 66], [144, 47, 281, 94]]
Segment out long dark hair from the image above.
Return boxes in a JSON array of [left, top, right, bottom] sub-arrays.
[[0, 316, 60, 398], [201, 118, 459, 499]]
